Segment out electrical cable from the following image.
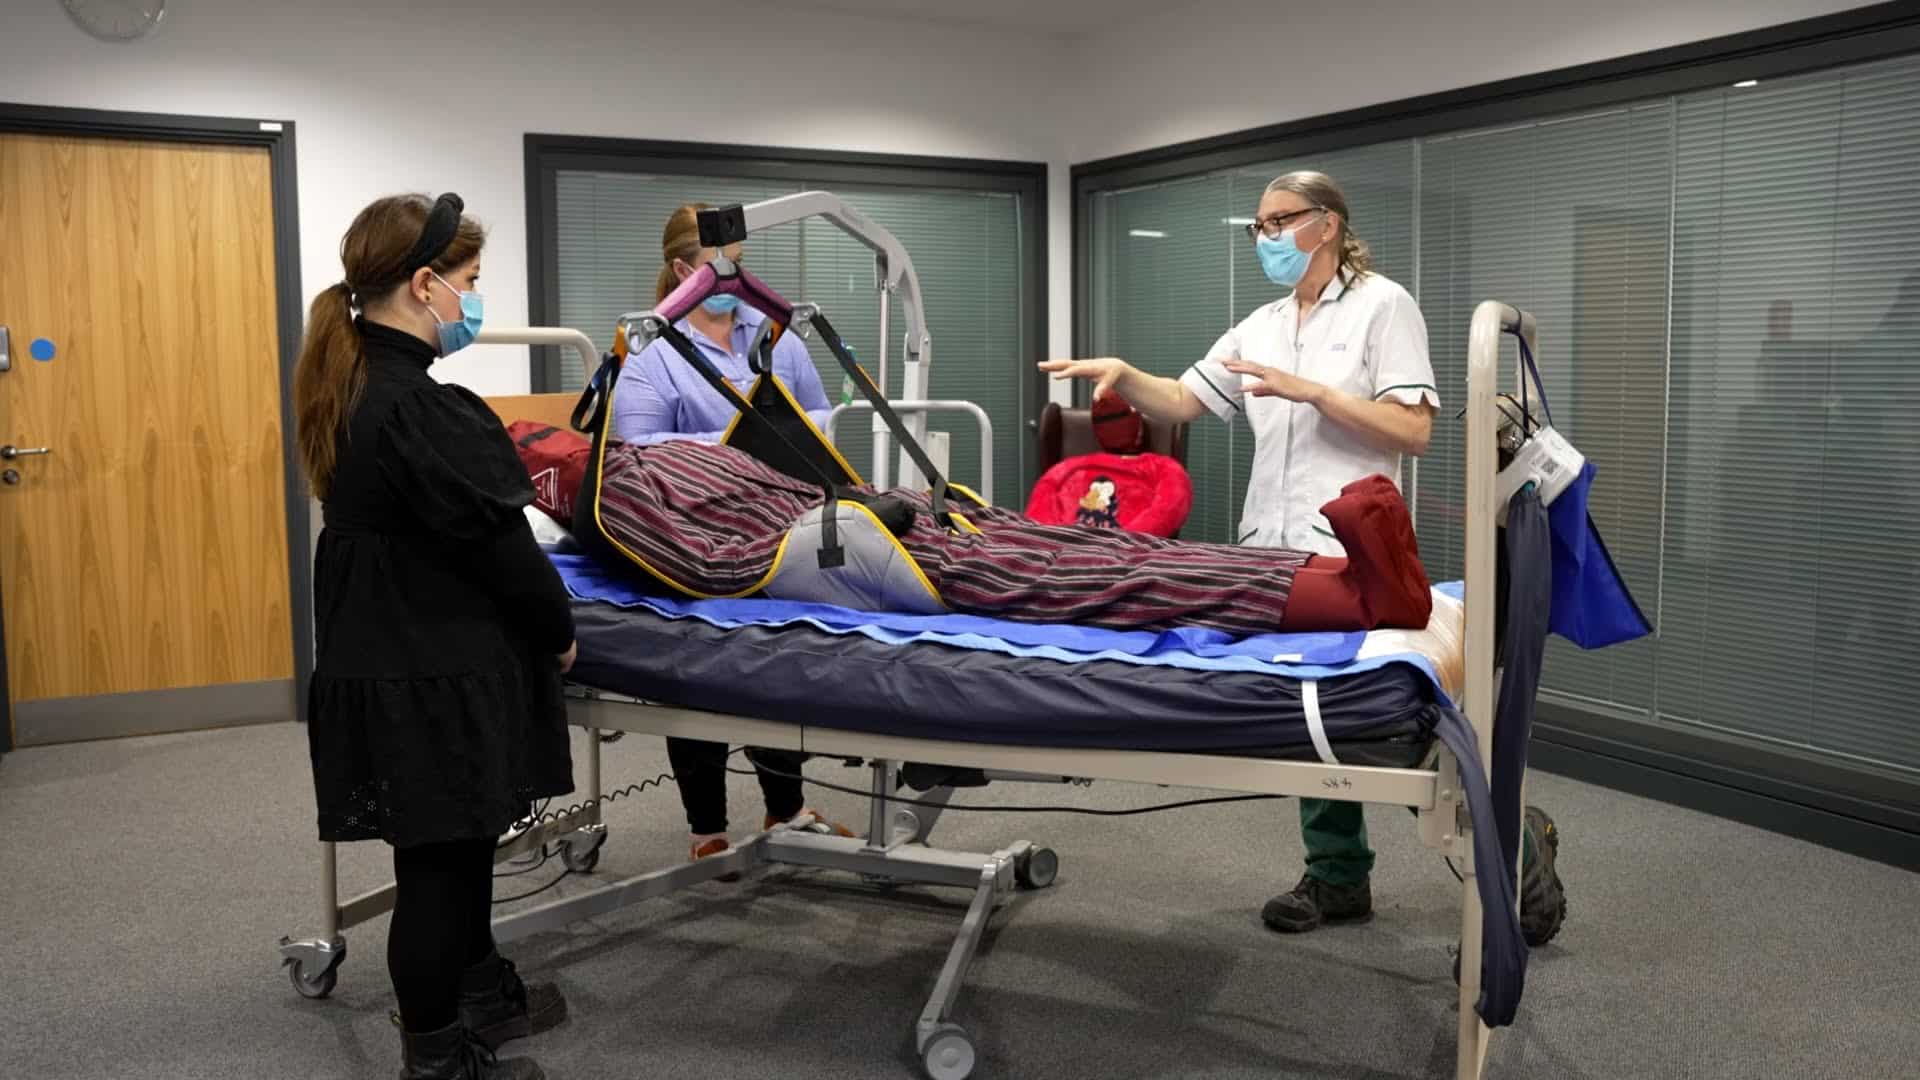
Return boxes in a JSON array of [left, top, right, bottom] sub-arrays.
[[488, 751, 748, 905], [506, 774, 676, 832], [492, 867, 574, 905]]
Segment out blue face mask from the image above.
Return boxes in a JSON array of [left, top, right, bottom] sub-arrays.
[[1255, 227, 1324, 289], [427, 271, 484, 357], [701, 293, 742, 316]]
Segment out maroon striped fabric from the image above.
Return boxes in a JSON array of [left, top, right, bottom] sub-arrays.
[[595, 440, 1306, 634]]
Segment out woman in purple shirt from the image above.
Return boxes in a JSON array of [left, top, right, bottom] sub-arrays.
[[613, 203, 851, 864]]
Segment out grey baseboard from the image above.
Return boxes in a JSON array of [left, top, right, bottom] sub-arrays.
[[14, 680, 295, 747], [1531, 720, 1920, 873]]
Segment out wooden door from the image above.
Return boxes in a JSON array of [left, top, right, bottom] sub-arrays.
[[0, 132, 293, 746]]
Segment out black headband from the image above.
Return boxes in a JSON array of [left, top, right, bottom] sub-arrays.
[[400, 192, 465, 273]]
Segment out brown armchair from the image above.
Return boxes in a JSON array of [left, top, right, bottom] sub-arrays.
[[1034, 401, 1190, 474]]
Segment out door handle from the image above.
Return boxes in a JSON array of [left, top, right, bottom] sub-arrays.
[[0, 445, 51, 459]]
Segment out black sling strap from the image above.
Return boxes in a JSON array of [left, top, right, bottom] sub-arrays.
[[807, 311, 957, 532]]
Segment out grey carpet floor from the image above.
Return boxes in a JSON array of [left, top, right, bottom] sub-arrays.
[[3, 721, 1916, 1079]]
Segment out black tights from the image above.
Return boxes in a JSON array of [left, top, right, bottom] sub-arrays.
[[389, 837, 497, 1033], [666, 738, 807, 835]]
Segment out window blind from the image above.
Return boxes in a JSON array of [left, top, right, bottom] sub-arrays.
[[1419, 102, 1673, 712], [1660, 54, 1920, 769]]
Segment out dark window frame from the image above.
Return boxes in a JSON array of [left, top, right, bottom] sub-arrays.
[[522, 136, 1048, 493]]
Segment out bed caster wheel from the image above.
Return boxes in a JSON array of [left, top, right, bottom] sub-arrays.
[[287, 956, 341, 999], [561, 824, 608, 874], [1014, 847, 1058, 890], [280, 936, 345, 1000], [921, 1023, 977, 1080]]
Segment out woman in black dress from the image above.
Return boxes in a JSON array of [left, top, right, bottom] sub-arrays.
[[295, 193, 576, 1080]]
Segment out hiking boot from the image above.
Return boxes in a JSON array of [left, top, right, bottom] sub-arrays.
[[1520, 805, 1567, 947], [1262, 873, 1373, 933]]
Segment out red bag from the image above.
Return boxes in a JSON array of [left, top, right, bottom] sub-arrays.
[[507, 421, 591, 528], [1024, 451, 1193, 538]]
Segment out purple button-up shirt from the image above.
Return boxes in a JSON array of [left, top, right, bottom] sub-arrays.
[[611, 304, 832, 445]]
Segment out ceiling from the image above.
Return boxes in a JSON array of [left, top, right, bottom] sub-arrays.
[[774, 0, 1173, 38]]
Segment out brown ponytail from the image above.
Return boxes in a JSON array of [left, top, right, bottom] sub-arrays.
[[655, 202, 712, 303], [294, 282, 364, 499], [294, 194, 486, 498]]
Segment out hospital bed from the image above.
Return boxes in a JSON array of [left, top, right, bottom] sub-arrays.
[[279, 192, 1533, 1080]]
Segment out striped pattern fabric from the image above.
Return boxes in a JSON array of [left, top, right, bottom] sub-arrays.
[[595, 440, 822, 596], [597, 440, 1306, 633]]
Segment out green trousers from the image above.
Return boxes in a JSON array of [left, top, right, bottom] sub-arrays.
[[1300, 799, 1537, 886]]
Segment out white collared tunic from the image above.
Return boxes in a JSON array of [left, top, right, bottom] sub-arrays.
[[1178, 271, 1438, 555]]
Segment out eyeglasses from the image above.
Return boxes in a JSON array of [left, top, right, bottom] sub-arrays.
[[1243, 206, 1325, 242]]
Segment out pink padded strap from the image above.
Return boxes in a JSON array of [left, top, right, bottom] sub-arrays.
[[732, 264, 794, 328], [655, 262, 718, 324], [652, 261, 796, 344]]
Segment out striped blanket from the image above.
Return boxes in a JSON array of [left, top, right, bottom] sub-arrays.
[[590, 439, 1427, 636]]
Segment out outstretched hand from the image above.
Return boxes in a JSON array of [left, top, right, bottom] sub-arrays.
[[1221, 359, 1324, 404], [1038, 357, 1130, 401]]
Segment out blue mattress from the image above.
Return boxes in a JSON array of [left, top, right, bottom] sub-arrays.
[[557, 554, 1452, 766]]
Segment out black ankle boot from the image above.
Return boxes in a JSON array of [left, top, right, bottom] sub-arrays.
[[399, 1022, 544, 1080], [1261, 873, 1374, 933], [459, 951, 568, 1051]]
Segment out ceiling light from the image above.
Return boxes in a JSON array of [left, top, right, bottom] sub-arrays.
[[1129, 229, 1167, 238], [1222, 217, 1255, 226], [1733, 79, 1759, 88]]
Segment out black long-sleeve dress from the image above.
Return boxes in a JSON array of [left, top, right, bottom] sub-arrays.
[[307, 319, 575, 848]]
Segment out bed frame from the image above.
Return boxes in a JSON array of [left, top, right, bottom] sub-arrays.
[[276, 192, 1534, 1080]]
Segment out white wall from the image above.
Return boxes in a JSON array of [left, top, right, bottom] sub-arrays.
[[1059, 0, 1877, 164], [0, 0, 1070, 393], [0, 0, 1885, 395]]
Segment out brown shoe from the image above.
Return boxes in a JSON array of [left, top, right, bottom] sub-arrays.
[[690, 835, 741, 882]]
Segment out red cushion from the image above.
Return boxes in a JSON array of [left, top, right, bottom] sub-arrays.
[[1278, 474, 1433, 631], [1025, 452, 1193, 538], [507, 421, 592, 527]]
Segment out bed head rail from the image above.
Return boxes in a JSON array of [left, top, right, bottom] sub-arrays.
[[475, 326, 600, 390]]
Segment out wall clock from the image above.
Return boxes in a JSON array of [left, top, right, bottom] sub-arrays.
[[61, 0, 167, 42]]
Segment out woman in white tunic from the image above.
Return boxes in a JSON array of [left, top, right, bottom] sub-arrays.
[[1043, 170, 1438, 933]]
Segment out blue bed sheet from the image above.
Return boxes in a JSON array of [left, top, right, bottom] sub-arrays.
[[552, 553, 1458, 691]]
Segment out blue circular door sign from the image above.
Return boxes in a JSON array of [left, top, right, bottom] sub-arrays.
[[30, 338, 55, 362]]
